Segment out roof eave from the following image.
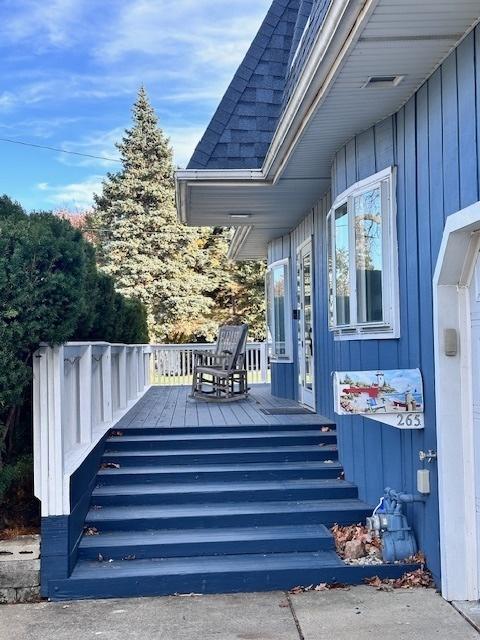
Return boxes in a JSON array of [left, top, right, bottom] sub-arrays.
[[175, 169, 267, 224], [263, 0, 377, 182], [176, 0, 373, 225]]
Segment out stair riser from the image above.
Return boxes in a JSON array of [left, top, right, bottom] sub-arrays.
[[91, 485, 358, 507], [105, 435, 336, 450], [101, 450, 338, 466], [115, 425, 335, 436], [48, 563, 419, 601], [97, 467, 343, 484], [86, 509, 371, 532], [79, 536, 335, 560]]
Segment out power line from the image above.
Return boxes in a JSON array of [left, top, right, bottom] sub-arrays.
[[0, 136, 121, 163]]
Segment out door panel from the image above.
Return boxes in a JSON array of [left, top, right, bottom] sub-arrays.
[[297, 241, 315, 409]]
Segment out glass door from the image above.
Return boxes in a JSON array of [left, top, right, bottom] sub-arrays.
[[297, 240, 315, 409]]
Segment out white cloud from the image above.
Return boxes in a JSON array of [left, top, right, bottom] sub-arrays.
[[95, 1, 260, 65], [36, 175, 103, 210], [0, 92, 16, 110], [57, 126, 124, 168], [0, 0, 82, 49], [166, 125, 206, 168]]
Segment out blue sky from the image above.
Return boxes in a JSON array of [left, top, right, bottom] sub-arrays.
[[0, 0, 271, 211]]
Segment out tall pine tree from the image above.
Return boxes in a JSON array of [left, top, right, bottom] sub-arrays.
[[91, 88, 211, 341]]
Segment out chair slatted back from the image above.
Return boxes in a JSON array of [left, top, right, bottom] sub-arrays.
[[215, 324, 248, 371]]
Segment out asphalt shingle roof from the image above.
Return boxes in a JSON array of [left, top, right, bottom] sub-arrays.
[[187, 0, 331, 171], [283, 0, 331, 112]]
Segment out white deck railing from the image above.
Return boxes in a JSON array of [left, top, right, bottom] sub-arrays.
[[150, 341, 269, 386], [33, 341, 269, 516], [33, 343, 152, 516]]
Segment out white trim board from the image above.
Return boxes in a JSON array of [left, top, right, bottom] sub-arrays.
[[434, 200, 480, 601]]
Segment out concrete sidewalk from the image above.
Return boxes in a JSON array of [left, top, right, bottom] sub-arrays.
[[1, 587, 477, 640]]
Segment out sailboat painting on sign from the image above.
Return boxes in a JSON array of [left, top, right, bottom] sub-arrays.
[[334, 369, 424, 418]]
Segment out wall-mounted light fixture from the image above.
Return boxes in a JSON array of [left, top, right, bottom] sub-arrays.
[[229, 213, 252, 220]]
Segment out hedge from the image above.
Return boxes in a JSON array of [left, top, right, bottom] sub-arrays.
[[0, 195, 149, 528]]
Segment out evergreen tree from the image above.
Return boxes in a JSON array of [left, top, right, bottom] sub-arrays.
[[188, 227, 266, 342], [91, 87, 210, 341]]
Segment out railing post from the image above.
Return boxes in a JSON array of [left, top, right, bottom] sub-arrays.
[[136, 347, 142, 393], [79, 345, 93, 444], [119, 346, 127, 408], [144, 347, 152, 388], [51, 346, 66, 514], [34, 345, 66, 516], [101, 346, 113, 424], [260, 342, 268, 383]]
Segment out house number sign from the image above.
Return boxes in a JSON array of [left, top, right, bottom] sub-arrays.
[[333, 369, 424, 430]]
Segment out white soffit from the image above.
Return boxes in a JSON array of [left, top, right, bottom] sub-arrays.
[[283, 0, 480, 179], [181, 0, 480, 259]]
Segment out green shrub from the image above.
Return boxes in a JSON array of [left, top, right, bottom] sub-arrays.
[[0, 195, 148, 527]]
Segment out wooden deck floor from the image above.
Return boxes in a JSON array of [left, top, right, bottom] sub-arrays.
[[117, 385, 333, 428]]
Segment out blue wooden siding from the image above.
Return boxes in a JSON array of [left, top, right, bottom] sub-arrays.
[[267, 27, 480, 583]]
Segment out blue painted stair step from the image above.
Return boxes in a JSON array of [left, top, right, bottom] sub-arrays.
[[78, 523, 335, 559], [92, 478, 358, 506], [50, 421, 418, 600], [101, 444, 338, 465], [97, 460, 344, 484], [105, 429, 337, 449], [50, 552, 420, 601]]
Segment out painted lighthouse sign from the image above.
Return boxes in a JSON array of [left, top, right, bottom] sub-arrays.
[[334, 369, 424, 417]]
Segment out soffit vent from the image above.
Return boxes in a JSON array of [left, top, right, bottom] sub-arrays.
[[363, 75, 405, 88]]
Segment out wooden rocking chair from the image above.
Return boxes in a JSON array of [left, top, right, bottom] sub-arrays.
[[190, 324, 249, 402]]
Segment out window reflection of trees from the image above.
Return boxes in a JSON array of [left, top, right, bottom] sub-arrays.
[[355, 188, 382, 272]]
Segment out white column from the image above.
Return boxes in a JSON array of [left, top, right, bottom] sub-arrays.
[[144, 348, 152, 387], [79, 345, 93, 444], [48, 345, 65, 516], [119, 346, 127, 408], [101, 346, 113, 424]]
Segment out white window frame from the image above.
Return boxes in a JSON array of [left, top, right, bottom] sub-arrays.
[[327, 166, 400, 341], [266, 258, 293, 362]]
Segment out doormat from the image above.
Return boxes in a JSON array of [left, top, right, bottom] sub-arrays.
[[260, 407, 314, 415]]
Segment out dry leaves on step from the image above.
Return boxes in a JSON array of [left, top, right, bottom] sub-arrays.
[[84, 527, 99, 536], [405, 552, 426, 565], [289, 583, 350, 594], [111, 431, 124, 437], [101, 462, 120, 469], [331, 523, 381, 559], [321, 427, 331, 432], [365, 568, 434, 590]]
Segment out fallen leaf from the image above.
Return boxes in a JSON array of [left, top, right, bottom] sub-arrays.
[[289, 586, 304, 594], [101, 462, 120, 469], [84, 527, 99, 536]]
